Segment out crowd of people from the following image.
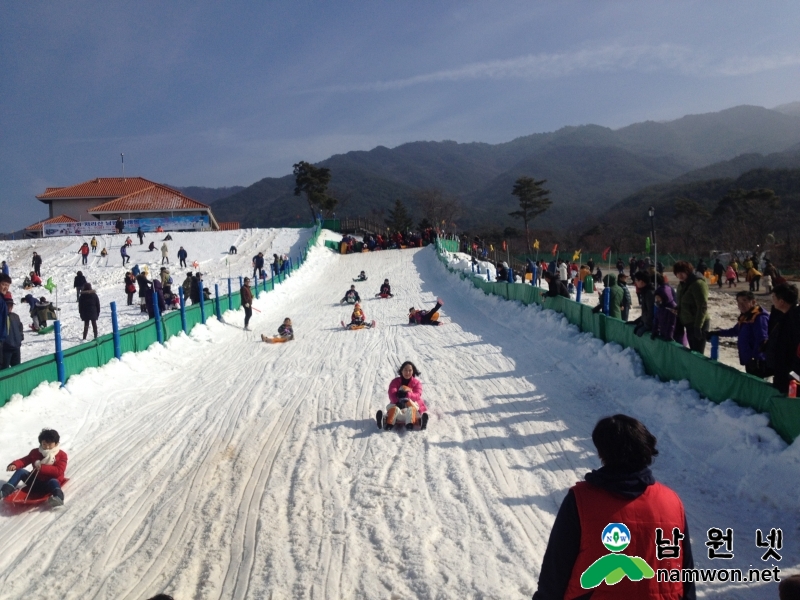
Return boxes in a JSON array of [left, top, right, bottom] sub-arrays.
[[338, 228, 438, 254]]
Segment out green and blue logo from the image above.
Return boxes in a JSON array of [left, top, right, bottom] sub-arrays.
[[580, 522, 655, 589]]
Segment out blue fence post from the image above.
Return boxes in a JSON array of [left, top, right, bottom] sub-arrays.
[[507, 267, 514, 283], [271, 270, 275, 290], [111, 301, 121, 359], [227, 278, 232, 311], [576, 280, 583, 303], [471, 261, 475, 273], [289, 257, 293, 274], [711, 335, 719, 360], [54, 320, 66, 387], [532, 266, 538, 287], [179, 286, 187, 333], [603, 287, 610, 315], [199, 280, 206, 324], [214, 284, 222, 321], [153, 291, 164, 344]]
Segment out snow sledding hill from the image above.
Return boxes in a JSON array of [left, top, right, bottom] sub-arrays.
[[0, 234, 798, 599], [0, 228, 312, 360]]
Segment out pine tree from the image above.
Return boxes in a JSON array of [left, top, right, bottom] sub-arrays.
[[293, 161, 338, 221], [509, 177, 551, 252], [385, 199, 413, 232]]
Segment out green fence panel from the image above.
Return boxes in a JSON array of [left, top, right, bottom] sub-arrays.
[[133, 320, 158, 351], [96, 333, 117, 365], [63, 342, 101, 380], [439, 240, 459, 252], [0, 354, 59, 407], [768, 396, 800, 442], [184, 303, 204, 331], [561, 298, 583, 327], [324, 240, 340, 251], [229, 291, 242, 310], [321, 219, 340, 231], [162, 311, 183, 339]]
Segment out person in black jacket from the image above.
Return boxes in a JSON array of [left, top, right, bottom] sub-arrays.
[[31, 252, 43, 277], [136, 270, 151, 313], [765, 283, 800, 394], [631, 271, 655, 337], [78, 283, 101, 340], [542, 271, 569, 298], [1, 296, 24, 369], [532, 415, 695, 600], [189, 272, 203, 305], [73, 271, 87, 302]]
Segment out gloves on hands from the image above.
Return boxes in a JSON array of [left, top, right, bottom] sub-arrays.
[[33, 460, 42, 470]]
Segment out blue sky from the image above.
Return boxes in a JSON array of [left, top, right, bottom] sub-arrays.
[[2, 1, 800, 231]]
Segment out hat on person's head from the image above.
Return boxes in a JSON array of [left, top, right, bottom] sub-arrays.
[[83, 283, 92, 291], [196, 272, 203, 277]]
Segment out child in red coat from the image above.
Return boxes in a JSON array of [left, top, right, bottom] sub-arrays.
[[1, 428, 67, 506]]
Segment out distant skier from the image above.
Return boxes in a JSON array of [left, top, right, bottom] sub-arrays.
[[0, 428, 67, 507], [408, 298, 444, 326]]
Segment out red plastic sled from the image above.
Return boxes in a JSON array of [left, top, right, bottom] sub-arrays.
[[262, 334, 293, 343], [3, 478, 69, 507]]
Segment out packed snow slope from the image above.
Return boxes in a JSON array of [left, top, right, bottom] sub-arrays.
[[0, 228, 312, 361], [0, 233, 798, 599]]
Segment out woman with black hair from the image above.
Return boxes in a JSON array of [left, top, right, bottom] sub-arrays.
[[377, 361, 429, 431], [532, 414, 695, 600]]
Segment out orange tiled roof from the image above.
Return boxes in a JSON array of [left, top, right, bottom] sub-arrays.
[[218, 222, 240, 231], [37, 177, 154, 200], [88, 184, 211, 213], [25, 214, 78, 231]]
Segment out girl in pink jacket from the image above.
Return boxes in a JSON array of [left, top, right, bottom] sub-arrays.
[[381, 361, 429, 430]]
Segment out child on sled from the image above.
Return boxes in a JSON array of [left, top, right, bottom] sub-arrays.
[[1, 428, 67, 507], [378, 361, 429, 430], [262, 318, 294, 342]]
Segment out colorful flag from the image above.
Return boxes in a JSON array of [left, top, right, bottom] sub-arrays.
[[489, 244, 494, 252], [533, 239, 540, 250], [502, 240, 507, 252], [44, 277, 57, 293], [551, 244, 558, 256], [602, 247, 611, 261], [645, 237, 651, 253], [572, 249, 581, 261]]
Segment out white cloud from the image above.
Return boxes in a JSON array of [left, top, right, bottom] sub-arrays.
[[318, 44, 800, 92]]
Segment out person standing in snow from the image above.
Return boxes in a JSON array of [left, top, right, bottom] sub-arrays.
[[90, 236, 98, 253], [617, 272, 632, 322], [1, 261, 9, 276], [0, 428, 67, 507], [630, 271, 655, 336], [708, 291, 770, 378], [161, 242, 169, 265], [73, 270, 87, 302], [542, 271, 569, 298], [136, 269, 151, 313], [1, 296, 23, 369], [115, 217, 124, 234], [252, 252, 265, 279], [592, 274, 623, 319], [764, 283, 800, 394], [241, 277, 253, 331], [78, 242, 90, 265], [120, 244, 130, 266], [78, 282, 100, 340], [137, 226, 145, 245], [712, 258, 725, 289], [182, 272, 194, 304], [673, 261, 710, 353], [31, 252, 42, 277], [125, 271, 136, 306], [0, 274, 10, 366], [532, 414, 695, 600], [177, 246, 188, 268]]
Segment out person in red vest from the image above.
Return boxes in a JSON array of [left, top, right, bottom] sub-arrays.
[[532, 414, 695, 600]]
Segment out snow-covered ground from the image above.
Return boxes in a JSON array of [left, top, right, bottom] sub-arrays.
[[0, 231, 798, 599], [0, 228, 313, 361]]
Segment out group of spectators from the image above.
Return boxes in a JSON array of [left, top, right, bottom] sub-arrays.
[[252, 252, 290, 279], [338, 229, 437, 254]]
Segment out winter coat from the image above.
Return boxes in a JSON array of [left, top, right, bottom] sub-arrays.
[[765, 305, 800, 392], [32, 255, 42, 268], [189, 277, 201, 304], [716, 306, 769, 365], [713, 261, 724, 276], [543, 278, 569, 298], [32, 301, 57, 323], [73, 274, 87, 291], [676, 273, 709, 329], [78, 289, 101, 321], [726, 266, 736, 280], [0, 296, 8, 344], [11, 448, 68, 484], [278, 323, 293, 338], [653, 284, 678, 341], [136, 273, 151, 298], [253, 254, 265, 269], [342, 290, 360, 303], [557, 263, 568, 281], [240, 285, 253, 308], [182, 275, 193, 299], [595, 274, 623, 319], [161, 244, 169, 257], [4, 312, 23, 349], [379, 283, 391, 295], [120, 245, 128, 257], [160, 270, 171, 287], [79, 244, 90, 256], [177, 248, 187, 260], [388, 376, 427, 412], [632, 283, 655, 335], [496, 264, 508, 281], [145, 280, 166, 316], [532, 466, 695, 600], [619, 282, 632, 322], [125, 273, 137, 294]]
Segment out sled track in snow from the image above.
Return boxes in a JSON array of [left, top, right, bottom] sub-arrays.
[[0, 241, 797, 599]]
